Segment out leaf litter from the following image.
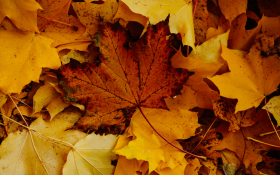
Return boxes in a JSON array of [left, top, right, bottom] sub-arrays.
[[1, 0, 280, 175]]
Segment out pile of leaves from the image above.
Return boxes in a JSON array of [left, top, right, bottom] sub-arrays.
[[0, 0, 280, 174]]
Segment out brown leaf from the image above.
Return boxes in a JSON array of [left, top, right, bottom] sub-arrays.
[[58, 21, 190, 132], [213, 97, 257, 132]]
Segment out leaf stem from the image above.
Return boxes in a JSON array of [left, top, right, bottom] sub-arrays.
[[8, 94, 29, 127], [190, 116, 218, 153], [138, 106, 206, 160], [247, 137, 280, 148], [259, 130, 280, 137], [39, 0, 71, 32]]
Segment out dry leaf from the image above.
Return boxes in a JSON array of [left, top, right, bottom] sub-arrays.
[[0, 108, 86, 175], [0, 19, 61, 94], [63, 133, 118, 175], [213, 97, 257, 132], [209, 35, 280, 112], [0, 0, 42, 32], [120, 0, 195, 50], [58, 21, 189, 132]]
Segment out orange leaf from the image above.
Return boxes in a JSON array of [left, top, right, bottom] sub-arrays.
[[228, 13, 262, 51], [261, 15, 280, 39], [218, 0, 247, 24], [211, 110, 280, 168], [119, 0, 195, 50], [37, 0, 91, 49], [72, 0, 118, 38], [58, 21, 190, 132], [0, 19, 61, 94], [113, 1, 148, 27], [209, 35, 280, 112], [0, 0, 42, 32]]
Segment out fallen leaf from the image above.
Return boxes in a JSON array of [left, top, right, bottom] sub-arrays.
[[114, 156, 144, 175], [114, 108, 200, 173], [0, 108, 86, 175], [213, 97, 257, 132], [63, 133, 118, 175], [263, 96, 280, 126], [0, 0, 42, 32], [211, 110, 280, 168], [0, 19, 61, 94], [185, 30, 229, 64], [206, 15, 230, 40], [63, 46, 99, 64], [37, 0, 90, 48], [167, 31, 229, 109], [58, 21, 189, 132], [33, 81, 60, 114], [218, 0, 247, 24], [113, 1, 148, 27], [155, 158, 188, 175], [209, 35, 280, 112], [72, 0, 118, 38], [228, 13, 262, 51], [120, 0, 195, 50], [115, 131, 164, 173]]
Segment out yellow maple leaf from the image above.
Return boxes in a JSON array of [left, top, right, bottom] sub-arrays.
[[114, 108, 200, 173], [115, 131, 165, 173], [63, 133, 118, 175], [0, 108, 86, 175], [167, 31, 229, 109], [209, 35, 280, 112], [120, 0, 195, 51], [0, 0, 42, 32], [114, 156, 145, 175], [0, 19, 61, 94], [113, 1, 148, 27]]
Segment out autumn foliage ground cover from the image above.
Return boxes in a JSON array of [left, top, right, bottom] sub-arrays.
[[0, 0, 280, 174]]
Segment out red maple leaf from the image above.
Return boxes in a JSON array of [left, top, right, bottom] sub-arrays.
[[58, 21, 190, 133]]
